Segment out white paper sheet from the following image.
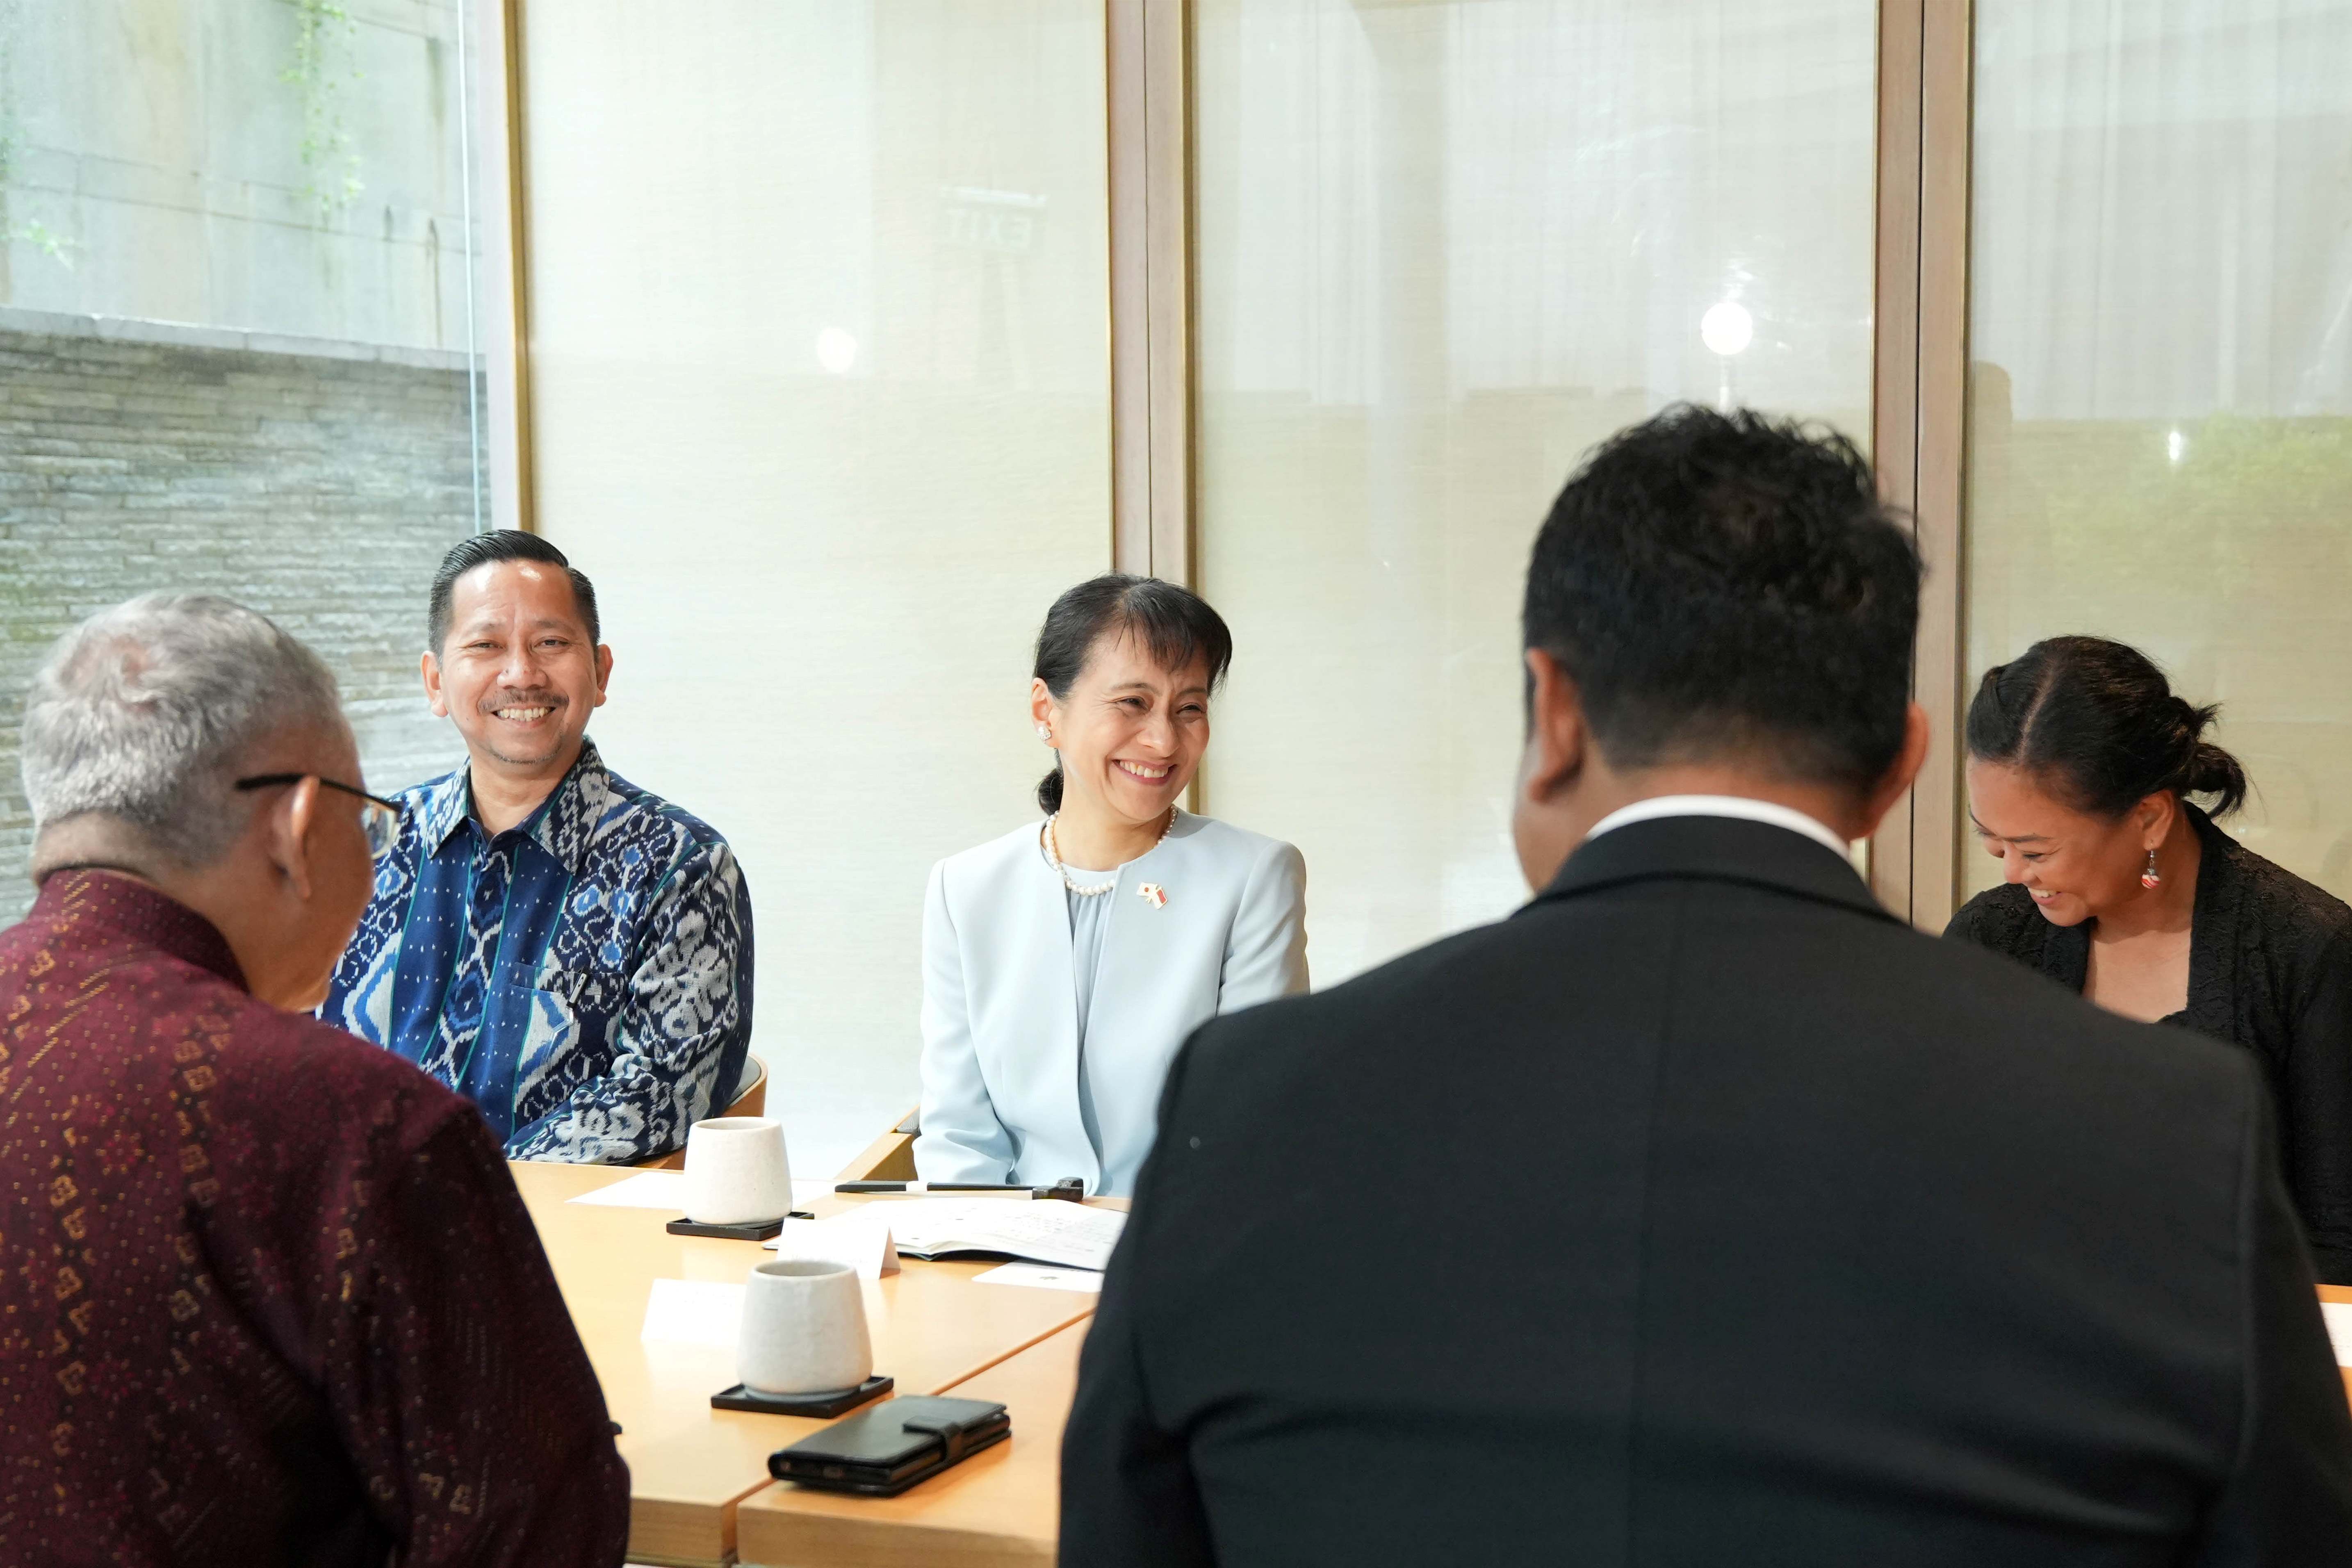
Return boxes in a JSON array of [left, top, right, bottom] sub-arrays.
[[568, 1172, 828, 1212], [973, 1262, 1105, 1294], [570, 1171, 691, 1209], [640, 1277, 744, 1349], [2321, 1302, 2352, 1367]]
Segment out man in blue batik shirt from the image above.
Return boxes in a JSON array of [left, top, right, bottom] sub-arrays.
[[322, 531, 753, 1163]]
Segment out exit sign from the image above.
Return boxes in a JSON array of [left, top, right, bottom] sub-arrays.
[[940, 187, 1046, 254]]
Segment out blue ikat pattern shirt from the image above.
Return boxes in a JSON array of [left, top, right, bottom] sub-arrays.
[[320, 741, 754, 1163]]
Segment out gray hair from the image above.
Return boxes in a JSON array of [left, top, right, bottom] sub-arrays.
[[21, 594, 346, 867]]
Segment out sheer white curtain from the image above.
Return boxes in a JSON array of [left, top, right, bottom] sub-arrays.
[[1965, 0, 2352, 900], [1972, 0, 2352, 422], [1195, 0, 1878, 983], [523, 0, 1112, 1173]]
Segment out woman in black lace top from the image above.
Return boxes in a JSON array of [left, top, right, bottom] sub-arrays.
[[1948, 636, 2352, 1285]]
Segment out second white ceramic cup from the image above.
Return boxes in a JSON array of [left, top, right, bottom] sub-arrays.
[[683, 1116, 793, 1225], [738, 1258, 874, 1396]]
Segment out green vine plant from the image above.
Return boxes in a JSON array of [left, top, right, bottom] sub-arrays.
[[14, 216, 72, 267], [0, 0, 74, 272], [282, 0, 365, 223]]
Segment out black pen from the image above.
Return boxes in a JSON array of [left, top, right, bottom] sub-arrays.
[[835, 1178, 1087, 1202]]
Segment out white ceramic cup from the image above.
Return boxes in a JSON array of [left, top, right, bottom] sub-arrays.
[[682, 1116, 792, 1225], [738, 1258, 875, 1396]]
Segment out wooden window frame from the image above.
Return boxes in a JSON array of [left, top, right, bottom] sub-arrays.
[[474, 0, 535, 536], [1869, 0, 1974, 927], [1107, 0, 1197, 585]]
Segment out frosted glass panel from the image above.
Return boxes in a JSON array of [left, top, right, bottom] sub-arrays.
[[1964, 1, 2352, 903], [524, 1, 1110, 1174], [1194, 0, 1877, 982]]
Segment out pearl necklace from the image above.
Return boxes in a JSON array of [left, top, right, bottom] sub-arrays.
[[1044, 809, 1175, 897]]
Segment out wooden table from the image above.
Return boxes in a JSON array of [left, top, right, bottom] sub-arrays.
[[519, 1162, 2352, 1568], [510, 1163, 1099, 1567], [734, 1319, 1089, 1568], [2319, 1284, 2352, 1406]]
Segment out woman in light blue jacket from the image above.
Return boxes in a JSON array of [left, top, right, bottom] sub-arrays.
[[915, 576, 1309, 1197]]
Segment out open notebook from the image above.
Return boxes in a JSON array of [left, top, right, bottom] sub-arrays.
[[784, 1197, 1127, 1272]]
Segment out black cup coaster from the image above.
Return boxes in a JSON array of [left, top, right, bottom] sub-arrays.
[[667, 1216, 785, 1241], [712, 1374, 893, 1418]]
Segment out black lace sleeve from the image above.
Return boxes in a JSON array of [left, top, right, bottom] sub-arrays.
[[2269, 896, 2352, 1283], [1945, 884, 2039, 953]]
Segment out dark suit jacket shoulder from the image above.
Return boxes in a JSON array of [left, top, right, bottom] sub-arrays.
[[1063, 816, 2352, 1568]]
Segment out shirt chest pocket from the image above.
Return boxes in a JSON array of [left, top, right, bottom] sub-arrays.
[[534, 965, 632, 1020]]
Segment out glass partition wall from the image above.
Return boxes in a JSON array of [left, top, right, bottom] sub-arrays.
[[494, 0, 2352, 1169], [20, 1, 2351, 1163], [1962, 0, 2352, 901], [0, 0, 494, 920], [1192, 0, 1880, 982]]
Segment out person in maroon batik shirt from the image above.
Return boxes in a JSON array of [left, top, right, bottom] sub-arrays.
[[0, 594, 629, 1568]]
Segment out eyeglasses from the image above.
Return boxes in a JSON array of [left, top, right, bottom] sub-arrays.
[[235, 773, 406, 860]]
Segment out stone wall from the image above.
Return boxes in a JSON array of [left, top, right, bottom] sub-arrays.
[[0, 305, 478, 919]]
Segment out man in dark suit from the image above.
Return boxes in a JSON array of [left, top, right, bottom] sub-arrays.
[[1060, 406, 2352, 1564]]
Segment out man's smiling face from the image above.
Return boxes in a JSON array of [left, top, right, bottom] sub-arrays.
[[426, 559, 611, 774]]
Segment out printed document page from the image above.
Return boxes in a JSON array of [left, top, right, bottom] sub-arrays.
[[864, 1198, 1128, 1270]]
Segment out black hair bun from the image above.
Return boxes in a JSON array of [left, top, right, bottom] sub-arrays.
[[1965, 636, 2247, 818]]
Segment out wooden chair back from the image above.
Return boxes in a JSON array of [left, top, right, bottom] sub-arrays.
[[836, 1106, 920, 1182]]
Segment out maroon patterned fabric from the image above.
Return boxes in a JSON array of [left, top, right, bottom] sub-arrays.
[[0, 871, 630, 1567]]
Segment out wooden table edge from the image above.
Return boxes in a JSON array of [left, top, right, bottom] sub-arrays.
[[735, 1510, 1057, 1568], [930, 1314, 1097, 1395]]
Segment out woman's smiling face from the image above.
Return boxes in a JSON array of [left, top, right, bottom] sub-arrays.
[[1034, 630, 1211, 827], [1966, 758, 2160, 926]]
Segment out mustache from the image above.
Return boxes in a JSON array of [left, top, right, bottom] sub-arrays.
[[478, 690, 565, 713]]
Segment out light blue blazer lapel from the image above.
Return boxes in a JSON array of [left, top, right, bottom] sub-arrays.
[[993, 839, 1092, 1188], [1087, 823, 1230, 1194]]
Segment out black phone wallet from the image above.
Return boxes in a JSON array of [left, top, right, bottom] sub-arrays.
[[768, 1395, 1012, 1497]]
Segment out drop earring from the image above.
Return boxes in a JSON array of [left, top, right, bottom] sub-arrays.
[[2141, 849, 2162, 890]]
